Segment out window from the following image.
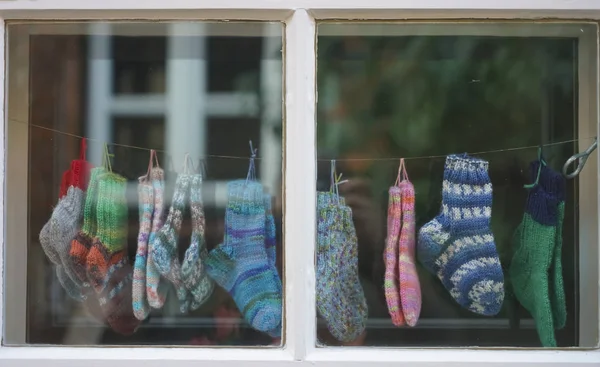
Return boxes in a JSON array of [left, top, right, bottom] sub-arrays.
[[0, 1, 599, 367]]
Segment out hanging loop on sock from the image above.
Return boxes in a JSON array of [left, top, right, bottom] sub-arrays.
[[102, 143, 114, 173], [79, 138, 87, 161], [329, 160, 348, 203], [195, 159, 207, 179], [140, 149, 159, 182], [183, 152, 195, 174], [524, 146, 546, 189], [395, 158, 409, 186], [246, 140, 258, 182], [563, 137, 598, 179]]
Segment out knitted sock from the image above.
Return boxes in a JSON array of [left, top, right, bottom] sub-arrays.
[[55, 265, 84, 301], [340, 200, 368, 338], [146, 168, 169, 309], [182, 174, 214, 310], [539, 164, 567, 330], [86, 172, 139, 335], [509, 162, 560, 347], [263, 193, 282, 337], [151, 173, 192, 314], [315, 192, 363, 342], [205, 180, 282, 333], [398, 179, 421, 326], [384, 187, 404, 326], [132, 179, 154, 320], [69, 167, 105, 286], [417, 154, 504, 315], [40, 186, 86, 293]]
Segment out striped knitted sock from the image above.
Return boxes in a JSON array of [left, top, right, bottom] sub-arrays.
[[132, 179, 154, 320], [146, 167, 169, 309], [40, 186, 86, 296], [384, 187, 404, 326], [151, 173, 192, 314], [205, 180, 282, 333], [86, 172, 139, 335], [69, 167, 105, 286], [418, 154, 504, 316], [340, 199, 368, 338], [509, 161, 560, 347], [182, 173, 214, 310], [397, 179, 421, 326]]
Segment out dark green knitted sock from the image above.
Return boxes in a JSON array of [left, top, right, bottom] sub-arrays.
[[538, 164, 567, 330], [509, 161, 561, 347]]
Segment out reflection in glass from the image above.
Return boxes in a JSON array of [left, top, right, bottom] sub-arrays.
[[316, 23, 595, 347], [6, 21, 283, 346]]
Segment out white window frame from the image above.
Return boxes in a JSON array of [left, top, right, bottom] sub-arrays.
[[0, 1, 599, 366]]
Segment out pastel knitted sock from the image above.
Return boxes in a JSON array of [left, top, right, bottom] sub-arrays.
[[340, 200, 368, 337], [205, 180, 282, 333], [146, 167, 169, 309], [69, 167, 105, 286], [151, 173, 192, 314], [86, 172, 139, 335], [509, 163, 560, 347], [182, 173, 215, 310], [40, 186, 86, 293], [398, 179, 421, 326], [132, 179, 154, 320], [418, 154, 504, 315], [384, 187, 404, 326]]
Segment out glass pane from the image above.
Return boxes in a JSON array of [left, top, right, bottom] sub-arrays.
[[316, 22, 597, 347], [5, 21, 283, 346]]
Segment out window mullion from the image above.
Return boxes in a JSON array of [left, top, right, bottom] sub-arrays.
[[283, 8, 317, 361]]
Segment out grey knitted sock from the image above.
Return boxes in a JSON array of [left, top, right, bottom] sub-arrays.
[[40, 186, 86, 287], [55, 265, 85, 301]]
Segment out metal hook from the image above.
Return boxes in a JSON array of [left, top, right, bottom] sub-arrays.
[[563, 137, 598, 179]]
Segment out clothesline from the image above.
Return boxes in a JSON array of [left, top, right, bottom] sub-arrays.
[[10, 118, 596, 162]]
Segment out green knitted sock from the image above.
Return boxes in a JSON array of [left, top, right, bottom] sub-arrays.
[[550, 201, 566, 329], [509, 163, 560, 347]]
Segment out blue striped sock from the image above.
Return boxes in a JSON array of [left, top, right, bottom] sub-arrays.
[[206, 180, 282, 333], [417, 154, 504, 316]]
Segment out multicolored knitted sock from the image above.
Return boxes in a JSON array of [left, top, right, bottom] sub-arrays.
[[397, 178, 421, 326], [384, 187, 404, 326], [316, 192, 365, 342], [509, 160, 560, 347], [263, 193, 282, 338], [339, 198, 368, 337], [40, 186, 86, 294], [205, 180, 282, 333], [182, 173, 214, 310], [146, 167, 169, 309], [151, 173, 192, 314], [418, 154, 504, 315], [69, 167, 105, 286], [86, 172, 139, 335], [132, 178, 154, 320]]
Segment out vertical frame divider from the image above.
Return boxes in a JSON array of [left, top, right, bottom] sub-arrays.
[[284, 9, 317, 360]]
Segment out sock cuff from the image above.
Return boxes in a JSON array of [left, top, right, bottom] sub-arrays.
[[444, 154, 490, 186], [525, 185, 560, 226], [531, 161, 566, 202], [227, 180, 264, 212], [96, 173, 129, 252], [82, 167, 105, 235]]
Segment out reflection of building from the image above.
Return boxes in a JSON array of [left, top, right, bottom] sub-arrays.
[[86, 22, 282, 206]]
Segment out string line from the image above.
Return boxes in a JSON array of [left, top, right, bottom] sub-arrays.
[[10, 118, 595, 162]]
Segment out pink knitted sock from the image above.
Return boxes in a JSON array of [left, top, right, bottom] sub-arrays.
[[397, 161, 421, 327], [384, 186, 404, 326]]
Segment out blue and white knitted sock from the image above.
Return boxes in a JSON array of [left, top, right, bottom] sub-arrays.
[[263, 193, 282, 337], [205, 181, 282, 332], [417, 154, 504, 316]]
